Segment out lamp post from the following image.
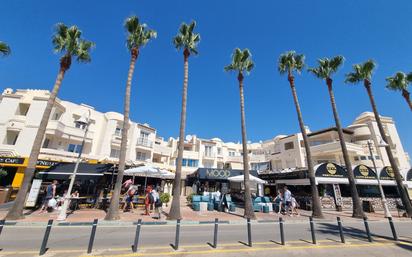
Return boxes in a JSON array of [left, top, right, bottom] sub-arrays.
[[57, 110, 91, 221], [367, 139, 391, 218]]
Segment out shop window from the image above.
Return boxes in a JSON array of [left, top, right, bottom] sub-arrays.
[[15, 103, 30, 116], [4, 130, 20, 145], [68, 144, 82, 153], [110, 148, 120, 158], [284, 142, 294, 150]]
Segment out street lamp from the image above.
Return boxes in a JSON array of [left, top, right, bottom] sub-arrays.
[[366, 138, 391, 218], [57, 110, 91, 221]]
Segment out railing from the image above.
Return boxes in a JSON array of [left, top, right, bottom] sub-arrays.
[[136, 137, 153, 148]]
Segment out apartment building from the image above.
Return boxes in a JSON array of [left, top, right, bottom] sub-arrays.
[[0, 88, 410, 189]]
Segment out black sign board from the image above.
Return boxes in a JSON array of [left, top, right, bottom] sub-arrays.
[[380, 166, 396, 180], [0, 157, 25, 165], [315, 163, 347, 178], [354, 165, 377, 179], [188, 168, 258, 181]]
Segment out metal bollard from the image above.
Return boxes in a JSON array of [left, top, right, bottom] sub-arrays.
[[388, 217, 398, 241], [247, 218, 252, 247], [0, 219, 4, 237], [279, 217, 285, 245], [363, 217, 372, 242], [132, 219, 142, 252], [87, 219, 98, 254], [309, 217, 316, 244], [174, 219, 181, 250], [337, 217, 345, 243], [213, 218, 219, 248], [39, 219, 53, 255]]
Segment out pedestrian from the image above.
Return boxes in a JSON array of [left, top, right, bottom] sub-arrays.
[[274, 189, 283, 214], [39, 180, 58, 213], [144, 186, 153, 216], [123, 186, 136, 212], [283, 186, 292, 216], [151, 188, 161, 219], [122, 178, 133, 193], [291, 196, 300, 216]]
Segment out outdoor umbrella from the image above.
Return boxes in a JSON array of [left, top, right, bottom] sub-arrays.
[[124, 165, 174, 189], [228, 174, 267, 184]]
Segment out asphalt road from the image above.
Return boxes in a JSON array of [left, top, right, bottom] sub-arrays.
[[0, 220, 411, 256]]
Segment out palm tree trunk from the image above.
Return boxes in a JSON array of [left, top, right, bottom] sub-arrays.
[[6, 55, 71, 220], [326, 79, 364, 218], [401, 89, 412, 111], [169, 48, 190, 220], [287, 74, 323, 218], [105, 49, 138, 220], [238, 73, 256, 220], [364, 81, 412, 217]]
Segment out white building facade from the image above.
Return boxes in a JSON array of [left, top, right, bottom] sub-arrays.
[[0, 88, 410, 189]]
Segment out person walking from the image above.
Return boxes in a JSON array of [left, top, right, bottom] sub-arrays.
[[144, 186, 152, 216], [283, 186, 292, 216], [151, 188, 161, 219], [274, 189, 284, 214], [39, 180, 58, 213]]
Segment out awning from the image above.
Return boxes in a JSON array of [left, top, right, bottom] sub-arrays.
[[35, 163, 113, 180], [353, 165, 377, 179], [315, 162, 347, 178], [228, 174, 267, 184], [187, 168, 258, 181]]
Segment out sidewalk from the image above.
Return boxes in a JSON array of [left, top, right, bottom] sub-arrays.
[[0, 198, 409, 225]]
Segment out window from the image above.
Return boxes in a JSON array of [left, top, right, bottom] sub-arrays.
[[75, 122, 86, 129], [114, 127, 122, 136], [42, 138, 50, 148], [360, 156, 367, 160], [368, 156, 373, 160], [110, 148, 120, 158], [15, 103, 30, 116], [182, 159, 198, 167], [4, 130, 20, 145], [68, 144, 82, 153], [52, 111, 62, 121], [217, 147, 222, 155], [375, 155, 381, 160], [354, 156, 360, 161], [300, 140, 305, 147], [284, 142, 294, 150], [204, 145, 213, 157], [140, 131, 150, 139], [136, 151, 146, 161], [229, 151, 236, 157]]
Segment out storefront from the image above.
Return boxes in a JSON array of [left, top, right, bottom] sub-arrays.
[[186, 168, 258, 195]]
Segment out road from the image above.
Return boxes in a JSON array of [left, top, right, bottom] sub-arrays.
[[0, 219, 411, 256]]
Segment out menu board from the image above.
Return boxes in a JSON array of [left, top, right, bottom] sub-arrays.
[[25, 179, 42, 207]]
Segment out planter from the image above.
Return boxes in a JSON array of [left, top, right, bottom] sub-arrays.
[[0, 187, 12, 204]]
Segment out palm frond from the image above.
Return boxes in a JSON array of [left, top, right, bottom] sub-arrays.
[[173, 20, 200, 55], [277, 50, 305, 75], [225, 48, 254, 75], [0, 41, 11, 56], [386, 72, 408, 91], [125, 15, 156, 50]]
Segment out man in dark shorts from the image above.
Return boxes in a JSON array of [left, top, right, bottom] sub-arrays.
[[40, 180, 58, 213]]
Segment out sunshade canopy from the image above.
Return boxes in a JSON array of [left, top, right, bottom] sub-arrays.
[[36, 163, 112, 180], [228, 174, 267, 184]]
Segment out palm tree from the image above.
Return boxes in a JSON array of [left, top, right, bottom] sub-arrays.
[[308, 56, 364, 218], [277, 51, 324, 218], [345, 60, 412, 217], [168, 21, 200, 220], [105, 16, 156, 220], [224, 48, 256, 219], [0, 41, 11, 56], [6, 23, 94, 220], [386, 71, 412, 111]]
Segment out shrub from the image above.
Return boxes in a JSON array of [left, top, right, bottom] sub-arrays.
[[0, 168, 7, 177], [160, 193, 171, 204], [186, 193, 195, 203]]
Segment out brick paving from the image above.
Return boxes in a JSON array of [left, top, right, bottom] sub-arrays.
[[0, 197, 409, 223]]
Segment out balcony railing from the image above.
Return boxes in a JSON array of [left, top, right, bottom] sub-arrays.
[[136, 137, 153, 148]]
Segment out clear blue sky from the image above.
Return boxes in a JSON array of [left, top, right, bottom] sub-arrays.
[[1, 0, 411, 158]]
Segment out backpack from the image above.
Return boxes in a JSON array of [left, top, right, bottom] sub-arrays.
[[148, 193, 155, 204]]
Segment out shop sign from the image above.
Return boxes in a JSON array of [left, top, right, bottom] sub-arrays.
[[315, 163, 347, 178], [36, 160, 61, 167], [332, 184, 343, 207], [0, 157, 25, 165], [354, 165, 377, 179], [206, 169, 231, 179], [380, 166, 396, 180], [25, 179, 42, 207]]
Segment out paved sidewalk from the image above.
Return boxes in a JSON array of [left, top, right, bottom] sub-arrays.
[[0, 198, 409, 225]]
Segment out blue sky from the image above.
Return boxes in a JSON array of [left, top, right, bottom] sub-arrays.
[[1, 0, 411, 158]]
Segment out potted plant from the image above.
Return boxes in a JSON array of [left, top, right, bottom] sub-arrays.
[[160, 192, 171, 207], [0, 168, 7, 178]]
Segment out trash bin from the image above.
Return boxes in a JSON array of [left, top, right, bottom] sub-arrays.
[[0, 187, 12, 204], [362, 200, 374, 213], [207, 202, 214, 211]]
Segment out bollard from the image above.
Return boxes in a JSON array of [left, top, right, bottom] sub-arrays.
[[87, 219, 98, 254], [39, 219, 53, 255], [0, 219, 4, 237], [309, 217, 316, 244], [337, 217, 345, 244], [174, 219, 181, 250], [247, 218, 252, 247], [132, 219, 142, 252], [279, 217, 285, 245], [363, 217, 372, 242], [213, 218, 219, 248], [388, 217, 398, 241]]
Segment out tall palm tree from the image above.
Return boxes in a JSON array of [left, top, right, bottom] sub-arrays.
[[105, 16, 156, 220], [277, 51, 323, 218], [386, 71, 412, 111], [6, 23, 94, 220], [345, 60, 412, 217], [168, 21, 200, 220], [0, 41, 11, 56], [308, 56, 364, 218], [224, 48, 256, 219]]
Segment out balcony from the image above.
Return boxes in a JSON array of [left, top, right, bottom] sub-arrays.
[[226, 155, 243, 163], [203, 153, 216, 160], [46, 120, 94, 140], [136, 137, 153, 148], [310, 141, 364, 156]]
